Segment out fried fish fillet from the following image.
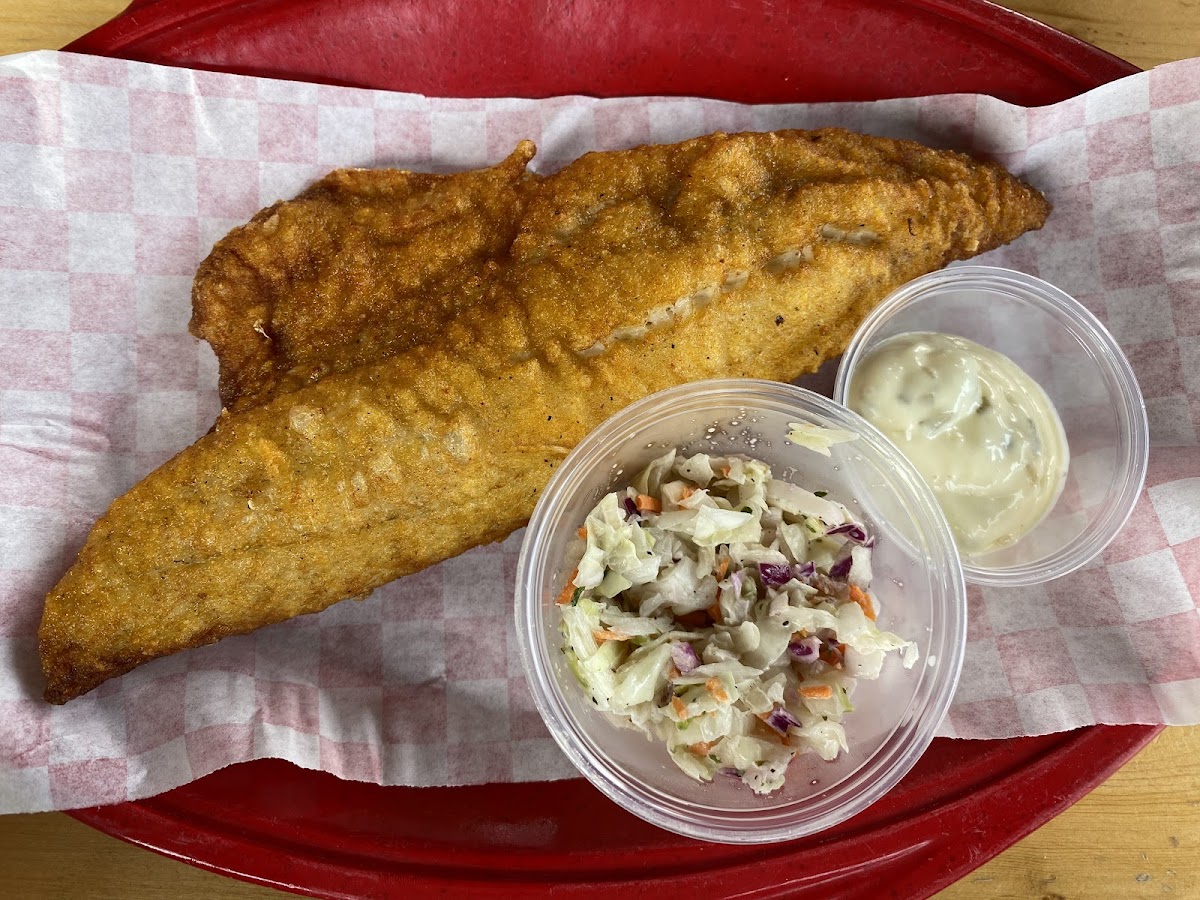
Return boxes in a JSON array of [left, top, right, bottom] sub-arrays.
[[192, 143, 536, 412], [40, 129, 1049, 703]]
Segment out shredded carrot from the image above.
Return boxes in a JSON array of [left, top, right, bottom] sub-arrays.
[[799, 684, 834, 700], [688, 741, 716, 756], [634, 493, 661, 513], [556, 568, 579, 605], [819, 641, 847, 669], [667, 664, 681, 681], [796, 628, 809, 639], [592, 629, 627, 643], [848, 584, 876, 621], [577, 525, 588, 539], [715, 557, 730, 580], [719, 465, 731, 478], [679, 485, 697, 502], [754, 712, 790, 744], [671, 697, 688, 718], [707, 602, 723, 624], [705, 677, 729, 702]]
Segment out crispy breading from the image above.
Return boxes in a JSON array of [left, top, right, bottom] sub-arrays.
[[40, 129, 1050, 703], [191, 142, 537, 411]]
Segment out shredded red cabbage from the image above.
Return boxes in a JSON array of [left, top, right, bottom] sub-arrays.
[[825, 522, 876, 547], [764, 706, 801, 734], [729, 569, 744, 594], [788, 636, 822, 661], [758, 562, 793, 588], [621, 496, 640, 520], [793, 560, 816, 579], [670, 641, 701, 674], [829, 555, 853, 580]]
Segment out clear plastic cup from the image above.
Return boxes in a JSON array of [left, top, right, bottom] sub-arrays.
[[833, 266, 1148, 587], [514, 380, 965, 844]]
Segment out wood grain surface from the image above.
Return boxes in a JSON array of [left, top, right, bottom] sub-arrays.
[[0, 1, 1197, 898]]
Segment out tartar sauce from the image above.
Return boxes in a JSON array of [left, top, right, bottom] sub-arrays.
[[847, 331, 1068, 557]]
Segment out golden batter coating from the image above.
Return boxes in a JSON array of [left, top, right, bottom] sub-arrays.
[[41, 129, 1049, 703], [191, 142, 537, 411]]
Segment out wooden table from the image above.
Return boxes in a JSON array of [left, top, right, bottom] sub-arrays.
[[0, 2, 1197, 897]]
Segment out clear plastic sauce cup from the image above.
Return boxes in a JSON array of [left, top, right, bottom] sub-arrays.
[[833, 266, 1148, 587]]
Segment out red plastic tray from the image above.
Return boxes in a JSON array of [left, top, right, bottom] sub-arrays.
[[64, 1, 1153, 897]]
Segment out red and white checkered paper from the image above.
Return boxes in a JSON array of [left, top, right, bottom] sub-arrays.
[[0, 50, 1198, 813]]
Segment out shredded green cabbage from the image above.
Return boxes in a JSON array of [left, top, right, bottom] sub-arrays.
[[558, 448, 917, 795], [785, 421, 859, 456]]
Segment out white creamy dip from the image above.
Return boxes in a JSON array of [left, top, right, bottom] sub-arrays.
[[847, 331, 1069, 557]]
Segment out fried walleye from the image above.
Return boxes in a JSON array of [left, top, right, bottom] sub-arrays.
[[41, 130, 1049, 703], [192, 142, 537, 412]]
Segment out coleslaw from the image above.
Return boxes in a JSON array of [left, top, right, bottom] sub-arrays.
[[557, 447, 918, 795]]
